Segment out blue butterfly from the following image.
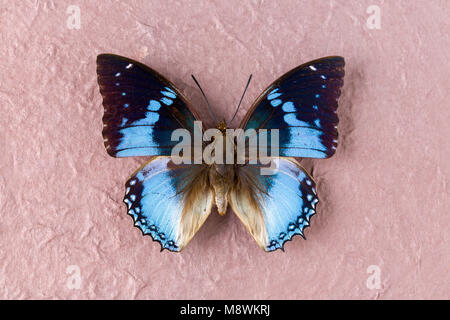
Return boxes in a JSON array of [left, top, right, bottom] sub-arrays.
[[96, 54, 345, 252]]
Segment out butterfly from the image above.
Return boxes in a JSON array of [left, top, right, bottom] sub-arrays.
[[96, 54, 345, 252]]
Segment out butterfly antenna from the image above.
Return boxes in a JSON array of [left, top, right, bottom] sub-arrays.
[[191, 74, 218, 124], [229, 74, 253, 125]]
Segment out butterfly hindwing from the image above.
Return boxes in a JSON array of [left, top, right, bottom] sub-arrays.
[[97, 54, 198, 157], [241, 56, 345, 159], [229, 158, 318, 251], [124, 157, 213, 252]]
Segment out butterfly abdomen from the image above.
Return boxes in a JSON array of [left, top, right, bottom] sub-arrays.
[[208, 164, 234, 216]]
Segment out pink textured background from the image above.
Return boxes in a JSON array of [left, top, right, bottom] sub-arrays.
[[0, 0, 449, 299]]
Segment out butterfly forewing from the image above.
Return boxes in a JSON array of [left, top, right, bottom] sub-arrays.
[[97, 54, 198, 157], [240, 56, 345, 159]]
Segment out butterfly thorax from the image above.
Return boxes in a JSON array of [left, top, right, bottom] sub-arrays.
[[217, 121, 227, 133]]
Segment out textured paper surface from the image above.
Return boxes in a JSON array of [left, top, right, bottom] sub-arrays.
[[0, 0, 449, 299]]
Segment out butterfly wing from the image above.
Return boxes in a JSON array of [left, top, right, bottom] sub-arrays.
[[228, 158, 318, 251], [240, 56, 345, 158], [124, 156, 213, 251], [97, 54, 199, 157]]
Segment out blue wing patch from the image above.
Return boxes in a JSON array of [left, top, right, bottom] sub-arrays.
[[231, 158, 318, 252], [241, 56, 345, 159], [97, 54, 198, 158], [259, 159, 318, 251], [123, 157, 213, 252]]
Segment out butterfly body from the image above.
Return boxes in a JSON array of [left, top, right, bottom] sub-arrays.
[[204, 121, 236, 216], [209, 163, 234, 216], [96, 54, 345, 252]]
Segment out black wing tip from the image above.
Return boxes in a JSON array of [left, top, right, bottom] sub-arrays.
[[313, 55, 345, 64], [296, 56, 345, 68], [96, 53, 149, 70], [97, 53, 127, 61], [96, 53, 119, 65], [96, 53, 140, 66]]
